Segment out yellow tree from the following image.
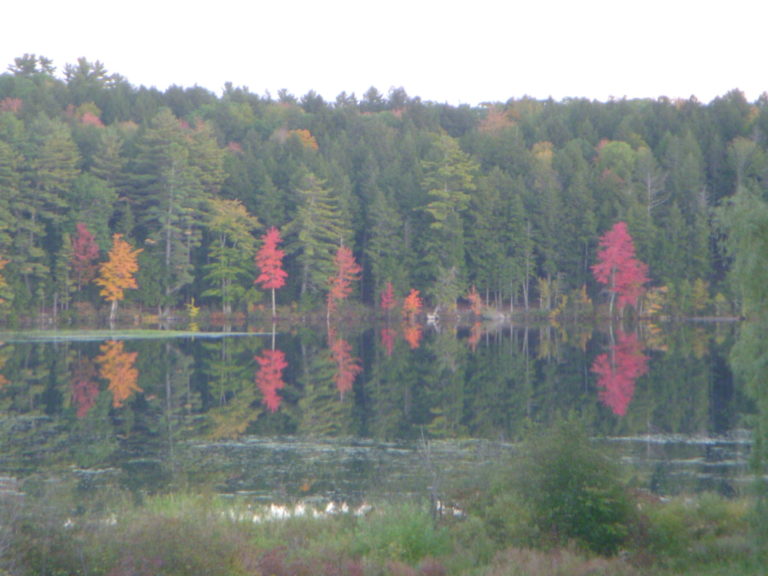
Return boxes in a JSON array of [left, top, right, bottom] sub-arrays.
[[95, 234, 142, 322]]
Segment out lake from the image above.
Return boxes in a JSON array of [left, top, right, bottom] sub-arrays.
[[0, 320, 755, 508]]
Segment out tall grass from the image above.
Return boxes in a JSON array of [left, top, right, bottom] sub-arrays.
[[3, 427, 766, 576]]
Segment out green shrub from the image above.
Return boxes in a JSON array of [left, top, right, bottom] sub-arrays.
[[353, 502, 450, 564], [514, 420, 635, 555]]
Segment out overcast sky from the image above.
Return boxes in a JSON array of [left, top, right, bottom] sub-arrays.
[[2, 0, 765, 105]]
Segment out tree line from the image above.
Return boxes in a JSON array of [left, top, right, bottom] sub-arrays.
[[0, 53, 765, 322]]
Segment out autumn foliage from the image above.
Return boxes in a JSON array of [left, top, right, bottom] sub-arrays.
[[327, 245, 361, 316], [255, 227, 287, 317], [380, 281, 396, 312], [71, 223, 100, 290], [330, 335, 362, 396], [96, 340, 141, 408], [592, 221, 649, 315], [591, 330, 649, 416], [402, 289, 423, 322], [403, 323, 423, 349], [71, 356, 99, 418], [0, 259, 8, 306], [255, 348, 288, 412], [380, 327, 396, 356], [467, 286, 483, 315], [95, 234, 142, 320]]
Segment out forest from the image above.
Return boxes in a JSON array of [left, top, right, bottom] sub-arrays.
[[0, 53, 766, 323]]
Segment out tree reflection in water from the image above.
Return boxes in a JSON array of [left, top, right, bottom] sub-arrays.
[[591, 329, 648, 416]]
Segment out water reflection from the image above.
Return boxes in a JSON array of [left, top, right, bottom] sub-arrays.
[[591, 329, 649, 416], [0, 321, 752, 500], [255, 348, 287, 412], [96, 340, 141, 408]]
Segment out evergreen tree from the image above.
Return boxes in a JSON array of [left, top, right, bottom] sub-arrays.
[[203, 198, 259, 314], [131, 108, 211, 313], [286, 172, 350, 301], [420, 132, 478, 308]]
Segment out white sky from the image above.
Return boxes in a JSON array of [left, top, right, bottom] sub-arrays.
[[2, 0, 766, 105]]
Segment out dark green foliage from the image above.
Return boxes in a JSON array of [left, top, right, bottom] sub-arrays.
[[1, 56, 767, 317], [471, 420, 635, 556], [517, 421, 634, 555]]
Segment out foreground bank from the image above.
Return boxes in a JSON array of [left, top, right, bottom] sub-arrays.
[[3, 422, 766, 576]]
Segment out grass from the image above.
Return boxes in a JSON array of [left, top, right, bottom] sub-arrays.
[[3, 487, 764, 575], [3, 424, 766, 576]]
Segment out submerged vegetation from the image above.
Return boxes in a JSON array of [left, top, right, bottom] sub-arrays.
[[2, 422, 764, 575]]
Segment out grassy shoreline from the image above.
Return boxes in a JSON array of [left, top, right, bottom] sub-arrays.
[[3, 421, 765, 575]]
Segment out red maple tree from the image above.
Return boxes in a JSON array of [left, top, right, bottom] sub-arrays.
[[327, 245, 361, 319], [255, 227, 288, 318], [255, 348, 288, 412], [71, 223, 100, 291], [591, 330, 648, 416], [592, 221, 649, 316]]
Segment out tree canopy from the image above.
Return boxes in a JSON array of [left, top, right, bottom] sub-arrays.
[[0, 56, 763, 320]]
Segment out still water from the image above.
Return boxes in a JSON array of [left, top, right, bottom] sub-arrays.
[[0, 321, 754, 506]]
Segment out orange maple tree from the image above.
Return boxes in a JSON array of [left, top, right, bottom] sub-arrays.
[[467, 286, 483, 316], [95, 234, 142, 321], [96, 340, 141, 408], [402, 289, 423, 322]]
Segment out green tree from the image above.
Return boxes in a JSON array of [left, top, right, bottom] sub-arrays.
[[365, 188, 408, 298], [14, 117, 80, 306], [286, 172, 350, 301], [420, 132, 478, 308], [203, 198, 259, 314], [717, 187, 768, 315], [131, 108, 213, 313]]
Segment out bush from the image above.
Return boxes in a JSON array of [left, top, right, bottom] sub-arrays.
[[518, 420, 635, 555], [353, 502, 450, 564]]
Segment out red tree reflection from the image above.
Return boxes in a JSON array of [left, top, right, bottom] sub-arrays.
[[71, 356, 99, 418], [330, 336, 362, 397], [380, 327, 396, 357], [255, 349, 288, 412], [591, 330, 648, 416]]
